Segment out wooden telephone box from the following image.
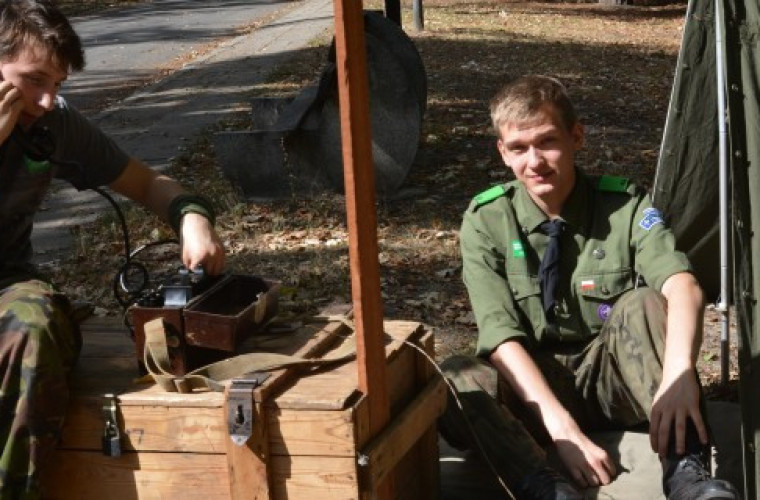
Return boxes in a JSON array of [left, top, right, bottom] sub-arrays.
[[42, 316, 445, 499]]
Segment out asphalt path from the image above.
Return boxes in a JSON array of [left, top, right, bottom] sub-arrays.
[[32, 0, 334, 262], [65, 0, 289, 113]]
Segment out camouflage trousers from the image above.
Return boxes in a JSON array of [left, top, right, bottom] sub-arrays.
[[439, 287, 701, 489], [0, 280, 80, 500]]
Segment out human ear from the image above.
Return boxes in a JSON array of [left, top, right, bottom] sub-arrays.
[[572, 122, 584, 150], [497, 138, 509, 164]]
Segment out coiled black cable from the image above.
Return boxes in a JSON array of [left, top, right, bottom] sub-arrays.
[[15, 125, 178, 309]]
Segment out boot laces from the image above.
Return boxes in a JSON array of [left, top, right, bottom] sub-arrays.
[[678, 454, 711, 482]]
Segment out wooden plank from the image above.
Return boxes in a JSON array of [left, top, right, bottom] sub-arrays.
[[116, 386, 224, 407], [78, 326, 135, 358], [79, 315, 132, 335], [360, 377, 448, 491], [65, 400, 363, 457], [331, 0, 391, 493], [226, 385, 271, 499], [408, 427, 441, 500], [252, 319, 354, 403], [269, 454, 359, 499], [59, 403, 226, 453], [41, 450, 228, 499], [386, 346, 417, 416], [272, 322, 421, 411], [412, 328, 441, 500], [266, 407, 357, 456], [395, 430, 428, 500]]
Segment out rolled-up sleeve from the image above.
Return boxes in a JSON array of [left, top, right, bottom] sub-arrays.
[[632, 195, 692, 292]]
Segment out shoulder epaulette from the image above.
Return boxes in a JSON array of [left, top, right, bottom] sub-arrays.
[[473, 185, 507, 208], [597, 175, 633, 194]]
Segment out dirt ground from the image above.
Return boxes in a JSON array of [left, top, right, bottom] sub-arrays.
[[48, 0, 739, 400]]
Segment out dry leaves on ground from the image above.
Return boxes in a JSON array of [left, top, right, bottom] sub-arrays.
[[47, 0, 737, 400]]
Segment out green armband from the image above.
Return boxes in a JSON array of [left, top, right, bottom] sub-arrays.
[[168, 194, 216, 234]]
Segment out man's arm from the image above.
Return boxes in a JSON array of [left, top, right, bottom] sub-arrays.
[[649, 271, 708, 457], [490, 340, 617, 487], [108, 157, 225, 275]]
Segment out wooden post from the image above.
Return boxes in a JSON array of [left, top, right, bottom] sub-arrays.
[[331, 0, 393, 499]]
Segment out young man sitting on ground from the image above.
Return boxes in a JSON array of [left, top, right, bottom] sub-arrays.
[[439, 74, 739, 500]]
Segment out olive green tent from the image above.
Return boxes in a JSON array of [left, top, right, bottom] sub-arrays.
[[653, 0, 760, 495]]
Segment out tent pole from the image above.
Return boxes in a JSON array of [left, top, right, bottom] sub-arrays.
[[715, 0, 731, 386], [332, 0, 393, 497]]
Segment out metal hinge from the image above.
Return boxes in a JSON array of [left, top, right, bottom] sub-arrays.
[[101, 393, 121, 457], [227, 372, 270, 446]]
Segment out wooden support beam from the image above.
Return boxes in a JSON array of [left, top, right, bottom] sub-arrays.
[[331, 0, 392, 498], [359, 377, 447, 491]]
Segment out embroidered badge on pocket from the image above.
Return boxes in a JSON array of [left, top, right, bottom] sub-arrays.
[[511, 240, 525, 258]]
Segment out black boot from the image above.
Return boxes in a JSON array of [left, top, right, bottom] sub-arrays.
[[663, 454, 739, 500], [518, 467, 583, 500]]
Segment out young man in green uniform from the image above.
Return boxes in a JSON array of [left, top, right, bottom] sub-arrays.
[[439, 75, 739, 499], [0, 1, 225, 497]]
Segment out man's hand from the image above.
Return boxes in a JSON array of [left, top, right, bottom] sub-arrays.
[[0, 80, 24, 144], [109, 159, 227, 275], [653, 272, 709, 457], [491, 340, 617, 487], [179, 212, 225, 275], [553, 419, 616, 488], [649, 366, 708, 457]]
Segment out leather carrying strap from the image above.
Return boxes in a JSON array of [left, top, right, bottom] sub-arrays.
[[143, 316, 357, 393]]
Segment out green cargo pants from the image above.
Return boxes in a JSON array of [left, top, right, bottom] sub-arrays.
[[0, 279, 80, 500], [439, 287, 679, 489]]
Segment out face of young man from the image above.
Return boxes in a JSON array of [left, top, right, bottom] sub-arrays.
[[497, 104, 584, 215], [0, 45, 68, 129]]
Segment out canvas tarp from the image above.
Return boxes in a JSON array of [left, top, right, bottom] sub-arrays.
[[653, 0, 760, 495]]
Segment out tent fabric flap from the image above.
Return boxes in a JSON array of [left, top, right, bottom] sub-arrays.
[[655, 0, 760, 495], [653, 0, 720, 300]]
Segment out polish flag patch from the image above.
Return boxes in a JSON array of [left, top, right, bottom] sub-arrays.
[[580, 280, 595, 291]]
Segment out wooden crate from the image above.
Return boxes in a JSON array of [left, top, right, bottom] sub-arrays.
[[41, 316, 445, 499]]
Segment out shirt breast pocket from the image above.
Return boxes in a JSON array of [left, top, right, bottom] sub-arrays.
[[576, 270, 634, 333], [508, 274, 545, 336]]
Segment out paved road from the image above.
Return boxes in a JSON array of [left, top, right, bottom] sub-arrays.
[[32, 0, 334, 262], [65, 0, 289, 113]]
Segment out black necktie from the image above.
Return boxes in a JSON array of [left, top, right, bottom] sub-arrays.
[[538, 219, 565, 324]]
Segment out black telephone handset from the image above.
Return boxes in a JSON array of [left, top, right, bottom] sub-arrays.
[[12, 123, 89, 189], [12, 125, 55, 162], [0, 72, 57, 163]]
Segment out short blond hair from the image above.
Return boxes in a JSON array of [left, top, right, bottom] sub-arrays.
[[489, 75, 577, 136]]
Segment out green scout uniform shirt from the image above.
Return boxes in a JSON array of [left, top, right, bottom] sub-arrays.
[[460, 169, 691, 357]]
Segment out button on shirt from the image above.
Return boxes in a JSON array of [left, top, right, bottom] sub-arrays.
[[459, 170, 691, 357]]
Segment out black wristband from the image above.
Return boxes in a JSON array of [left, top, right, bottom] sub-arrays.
[[168, 194, 216, 235]]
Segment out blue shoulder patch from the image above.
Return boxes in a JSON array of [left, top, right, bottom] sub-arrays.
[[639, 207, 664, 231]]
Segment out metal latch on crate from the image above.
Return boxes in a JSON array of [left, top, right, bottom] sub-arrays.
[[102, 393, 121, 457], [227, 372, 270, 446]]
